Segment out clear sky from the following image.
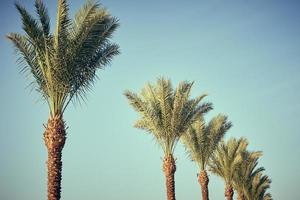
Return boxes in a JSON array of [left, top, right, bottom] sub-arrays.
[[0, 0, 299, 199]]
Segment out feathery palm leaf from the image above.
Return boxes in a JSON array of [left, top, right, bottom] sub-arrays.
[[209, 137, 248, 184], [244, 172, 272, 200], [182, 115, 232, 170], [233, 150, 264, 199]]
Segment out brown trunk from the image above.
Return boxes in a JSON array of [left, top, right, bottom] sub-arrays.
[[44, 114, 66, 200], [237, 190, 245, 200], [224, 184, 234, 200], [198, 170, 209, 200], [162, 154, 176, 200]]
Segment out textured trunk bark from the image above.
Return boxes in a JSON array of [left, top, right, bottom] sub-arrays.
[[162, 154, 176, 200], [198, 170, 209, 200], [44, 114, 66, 200], [224, 184, 234, 200], [237, 190, 245, 200]]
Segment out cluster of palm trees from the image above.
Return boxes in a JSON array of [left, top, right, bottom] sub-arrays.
[[7, 0, 272, 200], [125, 78, 272, 200]]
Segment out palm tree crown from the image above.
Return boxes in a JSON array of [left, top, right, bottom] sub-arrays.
[[124, 78, 212, 155], [209, 137, 248, 184], [244, 172, 272, 200], [233, 150, 264, 200], [182, 115, 232, 170], [209, 137, 249, 200], [7, 0, 120, 116]]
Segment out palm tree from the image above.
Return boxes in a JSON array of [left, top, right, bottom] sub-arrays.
[[244, 172, 272, 200], [124, 78, 212, 200], [233, 150, 264, 200], [181, 115, 232, 200], [209, 137, 248, 200], [7, 0, 119, 199]]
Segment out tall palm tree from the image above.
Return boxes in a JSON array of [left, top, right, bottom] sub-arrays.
[[244, 172, 272, 200], [233, 150, 264, 200], [181, 115, 232, 200], [124, 78, 212, 200], [209, 137, 248, 200], [7, 0, 119, 199]]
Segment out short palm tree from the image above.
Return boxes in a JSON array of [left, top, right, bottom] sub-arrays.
[[233, 150, 264, 200], [209, 137, 248, 200], [181, 115, 232, 200], [7, 0, 119, 199], [244, 172, 272, 200], [124, 78, 212, 200]]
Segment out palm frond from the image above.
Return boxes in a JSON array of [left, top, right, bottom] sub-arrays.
[[6, 33, 48, 99], [209, 137, 248, 184], [35, 0, 50, 37], [54, 0, 70, 50], [233, 149, 264, 197], [15, 2, 44, 46], [181, 114, 231, 170], [244, 172, 272, 200]]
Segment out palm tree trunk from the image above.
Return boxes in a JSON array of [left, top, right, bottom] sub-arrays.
[[162, 154, 176, 200], [44, 114, 66, 200], [224, 184, 234, 200], [198, 170, 209, 200], [237, 190, 245, 200]]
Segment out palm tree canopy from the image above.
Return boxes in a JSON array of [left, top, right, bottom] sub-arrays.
[[209, 137, 248, 184], [244, 172, 272, 200], [124, 78, 213, 155], [7, 0, 120, 116], [233, 149, 264, 193], [181, 114, 232, 170]]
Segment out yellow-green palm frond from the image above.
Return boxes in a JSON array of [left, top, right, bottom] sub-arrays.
[[124, 77, 212, 155], [181, 114, 232, 170], [6, 33, 48, 100], [263, 193, 272, 200], [208, 137, 248, 184], [7, 0, 120, 117], [233, 149, 264, 194], [244, 172, 272, 200]]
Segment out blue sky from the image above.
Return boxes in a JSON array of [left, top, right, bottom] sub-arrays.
[[0, 0, 300, 199]]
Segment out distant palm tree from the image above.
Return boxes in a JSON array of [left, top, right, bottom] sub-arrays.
[[181, 115, 232, 200], [209, 137, 248, 200], [124, 78, 212, 200], [7, 0, 119, 199], [244, 172, 272, 200], [233, 150, 264, 200]]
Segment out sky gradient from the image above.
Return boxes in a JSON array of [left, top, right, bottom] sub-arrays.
[[1, 0, 300, 199]]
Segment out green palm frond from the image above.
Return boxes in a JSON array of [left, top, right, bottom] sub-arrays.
[[209, 137, 248, 184], [233, 150, 264, 196], [263, 193, 272, 200], [54, 0, 70, 51], [66, 1, 120, 103], [15, 2, 44, 46], [181, 114, 232, 170], [125, 78, 212, 155], [35, 0, 50, 37], [7, 33, 48, 99], [7, 0, 120, 117], [244, 172, 272, 200]]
